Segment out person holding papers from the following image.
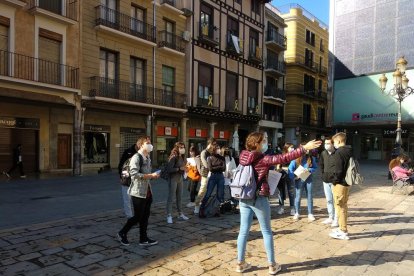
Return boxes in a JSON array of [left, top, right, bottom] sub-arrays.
[[288, 143, 318, 222]]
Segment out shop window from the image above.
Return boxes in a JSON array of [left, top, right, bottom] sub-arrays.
[[83, 132, 109, 163]]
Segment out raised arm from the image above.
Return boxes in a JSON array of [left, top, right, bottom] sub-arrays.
[[263, 147, 305, 167]]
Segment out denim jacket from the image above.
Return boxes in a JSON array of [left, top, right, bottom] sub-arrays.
[[128, 152, 152, 198]]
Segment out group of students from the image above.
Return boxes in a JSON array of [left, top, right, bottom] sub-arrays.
[[116, 131, 354, 275]]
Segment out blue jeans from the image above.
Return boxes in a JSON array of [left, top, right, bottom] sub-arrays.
[[280, 178, 295, 207], [200, 173, 224, 208], [237, 196, 275, 264], [294, 178, 313, 215], [323, 182, 336, 220]]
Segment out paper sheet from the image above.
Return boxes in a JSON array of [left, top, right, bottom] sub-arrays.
[[294, 165, 311, 181], [268, 170, 282, 196], [187, 157, 196, 166]]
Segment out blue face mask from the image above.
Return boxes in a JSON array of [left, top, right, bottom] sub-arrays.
[[261, 143, 268, 153]]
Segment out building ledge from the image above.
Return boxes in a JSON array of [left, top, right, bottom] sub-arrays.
[[259, 120, 283, 129], [2, 0, 26, 8], [95, 25, 157, 47], [158, 46, 185, 56], [29, 7, 77, 25]]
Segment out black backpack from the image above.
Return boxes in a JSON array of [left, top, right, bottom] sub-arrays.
[[120, 153, 143, 187]]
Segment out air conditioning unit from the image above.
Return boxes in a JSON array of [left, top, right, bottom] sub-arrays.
[[182, 31, 191, 42]]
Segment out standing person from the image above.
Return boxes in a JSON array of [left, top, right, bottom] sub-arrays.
[[3, 144, 26, 178], [276, 143, 296, 215], [186, 146, 201, 207], [166, 142, 189, 224], [117, 136, 159, 246], [236, 132, 321, 274], [118, 142, 138, 218], [194, 138, 216, 214], [319, 137, 338, 227], [223, 146, 237, 186], [199, 144, 226, 217], [329, 132, 352, 240], [288, 144, 318, 221], [392, 154, 414, 183]]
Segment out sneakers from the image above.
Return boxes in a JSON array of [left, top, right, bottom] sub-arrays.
[[269, 263, 282, 275], [167, 215, 173, 224], [139, 238, 158, 246], [2, 171, 10, 178], [186, 202, 195, 208], [290, 208, 296, 216], [308, 214, 316, 222], [20, 175, 26, 178], [117, 232, 130, 246], [331, 220, 339, 227], [277, 207, 284, 215], [322, 218, 333, 225], [179, 213, 189, 220], [235, 261, 251, 273], [194, 205, 200, 214], [329, 229, 349, 240], [293, 213, 299, 220]]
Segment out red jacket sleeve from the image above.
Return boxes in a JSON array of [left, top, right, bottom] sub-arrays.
[[262, 147, 305, 167]]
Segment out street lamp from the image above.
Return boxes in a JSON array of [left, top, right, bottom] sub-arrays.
[[378, 56, 414, 157]]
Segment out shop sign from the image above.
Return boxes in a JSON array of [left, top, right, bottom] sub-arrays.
[[0, 117, 40, 129], [165, 127, 172, 136], [383, 128, 409, 138], [120, 127, 145, 134], [189, 128, 207, 138], [196, 129, 202, 137], [84, 124, 111, 132], [214, 130, 230, 139], [157, 126, 178, 136]]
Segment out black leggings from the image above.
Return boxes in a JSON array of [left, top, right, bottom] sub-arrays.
[[188, 179, 199, 202], [8, 162, 25, 176], [120, 195, 152, 242]]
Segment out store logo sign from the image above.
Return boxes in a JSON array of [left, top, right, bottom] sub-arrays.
[[165, 127, 172, 136], [196, 129, 202, 137], [219, 131, 224, 138], [352, 113, 360, 121]]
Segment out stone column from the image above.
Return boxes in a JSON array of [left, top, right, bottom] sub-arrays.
[[181, 117, 189, 146], [209, 122, 217, 139], [73, 95, 84, 176]]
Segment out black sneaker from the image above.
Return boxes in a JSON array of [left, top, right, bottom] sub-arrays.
[[117, 232, 130, 246], [139, 238, 158, 246]]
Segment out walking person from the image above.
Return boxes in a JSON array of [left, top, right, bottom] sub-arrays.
[[194, 138, 216, 214], [199, 143, 226, 218], [236, 132, 321, 274], [117, 136, 159, 246], [118, 141, 138, 218], [186, 146, 201, 207], [166, 142, 189, 224], [319, 137, 338, 227], [3, 144, 26, 179], [329, 132, 353, 240], [288, 143, 318, 221], [276, 143, 296, 216]]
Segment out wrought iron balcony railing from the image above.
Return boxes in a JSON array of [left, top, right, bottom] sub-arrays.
[[319, 65, 328, 76], [158, 31, 185, 53], [197, 92, 219, 109], [28, 0, 78, 21], [286, 83, 327, 101], [265, 60, 286, 74], [226, 32, 243, 56], [264, 86, 286, 100], [225, 98, 242, 113], [285, 55, 319, 72], [265, 31, 286, 49], [95, 5, 156, 43], [0, 50, 79, 89], [198, 22, 219, 47], [249, 46, 262, 64], [89, 76, 186, 109]]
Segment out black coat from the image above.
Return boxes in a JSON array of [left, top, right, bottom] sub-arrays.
[[332, 146, 353, 185], [118, 145, 137, 178], [319, 150, 336, 183]]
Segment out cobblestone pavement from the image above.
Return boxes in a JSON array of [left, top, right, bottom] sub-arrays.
[[1, 162, 413, 275]]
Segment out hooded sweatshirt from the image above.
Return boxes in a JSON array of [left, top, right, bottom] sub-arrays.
[[238, 147, 305, 197]]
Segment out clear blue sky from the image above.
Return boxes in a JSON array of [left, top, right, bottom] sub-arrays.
[[271, 0, 330, 26]]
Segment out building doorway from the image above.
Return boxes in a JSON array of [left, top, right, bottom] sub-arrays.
[[58, 134, 71, 169]]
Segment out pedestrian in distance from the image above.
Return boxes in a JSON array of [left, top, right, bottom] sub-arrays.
[[118, 141, 138, 218], [3, 144, 26, 179], [236, 132, 321, 274], [117, 136, 159, 246], [166, 142, 189, 224], [275, 143, 296, 216], [186, 146, 201, 208], [391, 154, 414, 183], [288, 143, 318, 222], [329, 132, 353, 240], [319, 137, 339, 227]]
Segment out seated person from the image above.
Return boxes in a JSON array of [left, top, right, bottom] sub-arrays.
[[392, 154, 414, 183]]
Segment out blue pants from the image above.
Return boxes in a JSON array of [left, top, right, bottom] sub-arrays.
[[323, 182, 336, 220], [200, 173, 224, 208], [294, 179, 313, 215]]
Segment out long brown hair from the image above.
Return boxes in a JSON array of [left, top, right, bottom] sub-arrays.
[[283, 142, 294, 154], [169, 142, 185, 160], [295, 142, 313, 168]]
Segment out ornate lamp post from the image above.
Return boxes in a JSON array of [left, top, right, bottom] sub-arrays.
[[378, 57, 414, 157]]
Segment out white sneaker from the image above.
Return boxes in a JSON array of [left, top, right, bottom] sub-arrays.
[[186, 202, 195, 208], [277, 207, 284, 215], [194, 206, 200, 214], [269, 263, 282, 275], [293, 213, 299, 220], [329, 229, 349, 240], [322, 218, 333, 225], [290, 208, 296, 216], [167, 215, 173, 224], [331, 220, 339, 227], [179, 213, 189, 220], [308, 214, 316, 222]]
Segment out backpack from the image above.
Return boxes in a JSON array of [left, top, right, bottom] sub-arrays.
[[230, 164, 258, 199], [199, 195, 221, 218], [345, 157, 364, 185], [159, 162, 170, 181], [120, 153, 143, 187]]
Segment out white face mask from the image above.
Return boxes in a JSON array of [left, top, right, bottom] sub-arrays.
[[144, 143, 153, 152], [325, 144, 333, 151], [179, 148, 186, 155]]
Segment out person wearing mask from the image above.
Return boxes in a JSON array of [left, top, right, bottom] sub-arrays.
[[194, 138, 217, 214], [236, 132, 321, 274], [276, 143, 296, 216], [118, 141, 138, 218], [288, 143, 318, 221], [319, 137, 338, 227], [329, 132, 353, 240], [166, 142, 189, 224], [117, 136, 159, 246], [186, 146, 201, 207], [199, 144, 226, 217]]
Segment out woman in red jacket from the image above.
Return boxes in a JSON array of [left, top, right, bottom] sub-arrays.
[[236, 132, 321, 274]]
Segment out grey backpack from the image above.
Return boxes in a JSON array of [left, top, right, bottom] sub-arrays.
[[345, 157, 364, 185], [230, 164, 257, 199]]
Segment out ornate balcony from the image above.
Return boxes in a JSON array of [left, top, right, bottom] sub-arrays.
[[28, 0, 78, 23], [198, 22, 219, 47], [158, 31, 186, 55]]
